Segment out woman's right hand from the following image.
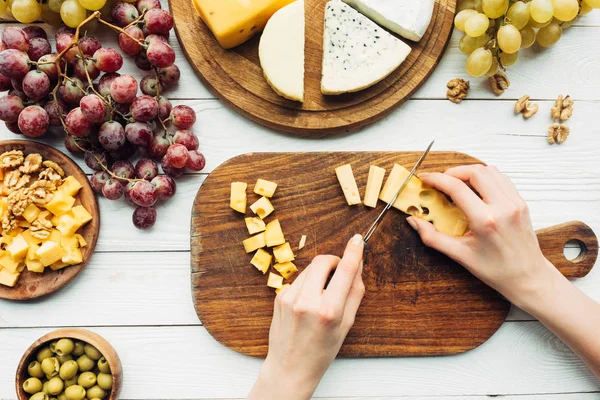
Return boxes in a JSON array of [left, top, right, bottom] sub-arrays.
[[406, 165, 563, 311]]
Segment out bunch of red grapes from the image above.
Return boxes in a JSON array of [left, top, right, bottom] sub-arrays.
[[0, 1, 206, 230]]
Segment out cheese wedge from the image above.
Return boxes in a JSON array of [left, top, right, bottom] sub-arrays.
[[192, 0, 296, 49], [343, 0, 435, 42], [321, 0, 412, 95], [364, 166, 385, 208], [380, 164, 469, 237]]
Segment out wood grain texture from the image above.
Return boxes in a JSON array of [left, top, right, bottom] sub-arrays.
[[191, 152, 597, 357], [0, 141, 99, 301], [169, 0, 457, 133], [15, 328, 122, 400]]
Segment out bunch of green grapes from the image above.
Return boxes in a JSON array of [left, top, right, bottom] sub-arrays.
[[455, 0, 599, 77]]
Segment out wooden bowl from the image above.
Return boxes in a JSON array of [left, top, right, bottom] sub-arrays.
[[15, 328, 123, 400], [0, 140, 99, 300]]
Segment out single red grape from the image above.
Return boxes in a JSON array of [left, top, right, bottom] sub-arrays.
[[124, 121, 153, 147], [173, 129, 199, 150], [145, 34, 167, 46], [136, 0, 161, 13], [111, 160, 135, 183], [55, 30, 75, 54], [0, 49, 31, 80], [27, 38, 51, 62], [151, 175, 176, 199], [1, 27, 29, 52], [18, 105, 48, 138], [158, 64, 180, 88], [45, 100, 68, 126], [157, 96, 172, 120], [110, 74, 137, 103], [118, 26, 144, 56], [102, 178, 125, 200], [148, 134, 170, 158], [85, 150, 111, 171], [65, 107, 93, 137], [5, 120, 21, 134], [93, 48, 123, 73], [111, 2, 139, 27], [37, 53, 58, 82], [65, 134, 91, 154], [170, 105, 196, 129], [144, 9, 173, 35], [139, 74, 163, 96], [11, 78, 22, 92], [146, 42, 175, 68], [8, 88, 26, 101], [90, 170, 110, 193], [134, 51, 152, 70], [80, 94, 106, 124], [74, 58, 101, 81], [99, 120, 126, 151], [79, 36, 102, 57], [161, 158, 184, 178], [186, 150, 206, 172], [22, 70, 50, 101], [97, 72, 120, 97], [132, 206, 157, 229], [130, 180, 158, 207], [130, 95, 158, 122], [0, 74, 10, 91], [0, 95, 24, 122], [165, 143, 189, 168], [59, 77, 86, 105], [135, 158, 159, 180], [23, 26, 47, 40]]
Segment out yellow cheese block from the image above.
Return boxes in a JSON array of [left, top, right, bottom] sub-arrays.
[[22, 203, 41, 223], [274, 261, 297, 279], [25, 258, 44, 273], [253, 179, 278, 198], [265, 219, 285, 247], [71, 205, 92, 225], [273, 242, 294, 263], [56, 214, 82, 237], [267, 272, 284, 289], [243, 232, 266, 253], [6, 234, 29, 261], [230, 182, 247, 214], [335, 164, 361, 205], [59, 176, 83, 196], [44, 191, 76, 216], [0, 267, 20, 287], [379, 164, 469, 237], [0, 251, 22, 273], [364, 166, 386, 208], [245, 217, 266, 235], [250, 196, 275, 219], [36, 241, 64, 267], [192, 0, 296, 49], [250, 248, 272, 274]]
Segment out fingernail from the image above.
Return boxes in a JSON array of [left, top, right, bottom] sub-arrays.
[[351, 234, 363, 245], [417, 172, 430, 178], [406, 217, 419, 232]]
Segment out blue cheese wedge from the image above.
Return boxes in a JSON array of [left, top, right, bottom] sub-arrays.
[[343, 0, 435, 42], [321, 0, 412, 95]]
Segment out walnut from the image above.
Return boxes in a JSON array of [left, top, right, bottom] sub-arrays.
[[3, 170, 29, 192], [30, 219, 52, 239], [0, 150, 24, 169], [29, 180, 55, 205], [7, 188, 32, 216], [551, 95, 563, 119], [488, 72, 510, 95], [548, 123, 570, 144], [515, 94, 538, 119], [1, 213, 16, 233], [38, 167, 63, 185], [551, 95, 574, 122], [42, 160, 65, 177], [446, 78, 470, 104], [19, 153, 43, 174]]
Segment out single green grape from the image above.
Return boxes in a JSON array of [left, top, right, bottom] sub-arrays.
[[580, 1, 593, 14], [459, 33, 490, 54], [455, 9, 478, 31], [530, 0, 554, 23], [583, 0, 600, 8], [482, 0, 508, 18], [0, 0, 7, 13], [497, 24, 522, 54], [464, 13, 490, 37], [458, 0, 478, 11], [506, 1, 530, 29], [552, 0, 579, 21], [60, 0, 87, 27], [485, 57, 500, 77], [78, 0, 105, 10], [536, 21, 562, 47], [519, 26, 536, 48], [499, 50, 519, 66], [48, 0, 63, 12], [528, 17, 551, 28], [466, 47, 493, 77], [11, 0, 42, 23]]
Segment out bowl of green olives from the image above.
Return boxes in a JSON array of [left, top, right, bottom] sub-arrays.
[[16, 328, 122, 400]]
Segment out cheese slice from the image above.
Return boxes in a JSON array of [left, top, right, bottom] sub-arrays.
[[259, 0, 305, 102], [343, 0, 435, 42], [230, 182, 247, 214], [380, 164, 469, 237], [321, 0, 412, 95], [364, 166, 385, 208], [192, 0, 296, 49], [335, 164, 361, 205]]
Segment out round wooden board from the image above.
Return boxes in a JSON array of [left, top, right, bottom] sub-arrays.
[[0, 140, 99, 301], [170, 0, 457, 134]]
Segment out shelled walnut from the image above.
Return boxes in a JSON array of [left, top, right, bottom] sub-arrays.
[[446, 78, 470, 104], [488, 72, 510, 95], [551, 95, 574, 122], [515, 95, 538, 119], [548, 123, 570, 144]]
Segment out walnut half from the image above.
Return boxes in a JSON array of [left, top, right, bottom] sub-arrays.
[[488, 72, 510, 95], [548, 123, 570, 144], [446, 78, 470, 104], [515, 94, 538, 119]]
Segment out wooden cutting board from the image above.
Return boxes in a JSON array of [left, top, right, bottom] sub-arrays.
[[170, 0, 456, 134], [190, 152, 598, 357]]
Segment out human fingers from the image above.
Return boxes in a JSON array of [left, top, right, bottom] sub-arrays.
[[444, 165, 508, 205], [323, 235, 364, 313], [407, 217, 471, 266], [487, 166, 528, 209], [299, 255, 341, 298], [342, 262, 365, 332]]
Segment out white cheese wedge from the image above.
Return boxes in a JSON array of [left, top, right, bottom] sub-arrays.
[[259, 0, 305, 102], [321, 0, 412, 95], [343, 0, 435, 42], [364, 165, 385, 208]]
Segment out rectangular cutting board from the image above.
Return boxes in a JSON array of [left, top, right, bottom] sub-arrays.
[[191, 152, 598, 357]]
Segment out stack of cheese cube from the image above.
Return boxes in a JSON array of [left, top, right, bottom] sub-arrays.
[[0, 175, 93, 287], [230, 179, 299, 293]]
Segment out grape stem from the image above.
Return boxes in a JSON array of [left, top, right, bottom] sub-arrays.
[[96, 16, 147, 47]]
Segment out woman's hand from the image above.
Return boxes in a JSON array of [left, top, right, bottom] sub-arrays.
[[406, 165, 561, 310], [248, 234, 365, 400]]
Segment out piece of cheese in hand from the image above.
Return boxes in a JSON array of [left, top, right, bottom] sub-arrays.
[[192, 0, 296, 49], [335, 164, 361, 205], [321, 0, 412, 95], [245, 217, 266, 235], [273, 242, 295, 263], [251, 248, 272, 274], [379, 164, 469, 237], [267, 272, 284, 289], [230, 182, 247, 214], [343, 0, 435, 42], [243, 233, 267, 253], [253, 179, 278, 198], [265, 219, 285, 247], [250, 197, 275, 219], [259, 0, 305, 102], [364, 166, 386, 208]]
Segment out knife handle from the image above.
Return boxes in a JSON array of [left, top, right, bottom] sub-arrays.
[[536, 221, 598, 278]]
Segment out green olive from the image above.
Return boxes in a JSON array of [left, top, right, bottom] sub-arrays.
[[77, 371, 96, 389], [56, 353, 73, 365], [37, 347, 54, 362], [41, 381, 50, 394], [64, 376, 77, 388], [83, 344, 102, 361], [41, 357, 60, 378], [96, 357, 110, 374], [72, 342, 84, 357], [76, 355, 94, 372], [59, 360, 79, 380], [86, 385, 106, 399], [49, 340, 58, 353], [23, 377, 43, 394], [96, 373, 112, 390], [27, 361, 44, 378], [55, 339, 74, 356], [29, 393, 49, 400], [57, 394, 68, 400], [47, 376, 64, 395], [64, 385, 86, 400]]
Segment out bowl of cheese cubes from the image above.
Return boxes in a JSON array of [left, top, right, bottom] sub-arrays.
[[0, 140, 99, 300]]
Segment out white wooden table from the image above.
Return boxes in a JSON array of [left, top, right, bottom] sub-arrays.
[[1, 8, 600, 399]]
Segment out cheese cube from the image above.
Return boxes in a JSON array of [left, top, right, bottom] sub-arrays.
[[9, 227, 23, 237], [275, 283, 291, 294], [0, 251, 21, 273], [26, 258, 45, 273], [62, 247, 83, 265], [274, 261, 298, 279], [335, 164, 362, 205], [71, 205, 92, 225], [61, 235, 79, 249], [50, 214, 61, 226], [36, 241, 64, 267], [6, 234, 29, 261], [265, 219, 285, 247], [250, 248, 272, 274], [364, 166, 386, 208], [50, 260, 70, 270], [253, 179, 278, 198], [22, 230, 42, 246], [0, 268, 20, 287], [47, 229, 62, 245], [192, 0, 295, 49], [273, 242, 295, 263], [56, 214, 83, 237], [27, 243, 40, 261], [245, 217, 266, 235], [230, 182, 247, 214], [75, 234, 87, 247], [267, 272, 284, 289], [22, 203, 41, 223], [59, 176, 83, 196], [250, 197, 275, 220], [44, 191, 76, 216], [37, 210, 52, 222], [243, 232, 266, 253]]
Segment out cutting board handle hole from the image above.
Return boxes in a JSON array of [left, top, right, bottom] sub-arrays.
[[563, 239, 587, 263]]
